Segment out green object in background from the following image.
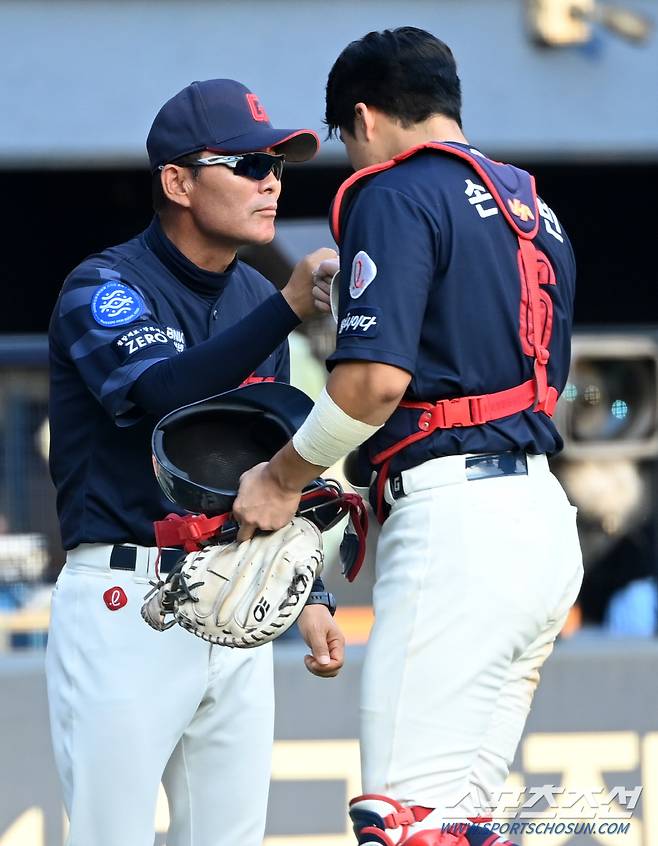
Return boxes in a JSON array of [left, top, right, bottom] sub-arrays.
[[289, 331, 326, 400]]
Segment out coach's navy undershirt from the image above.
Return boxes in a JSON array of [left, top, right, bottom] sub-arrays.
[[145, 215, 238, 300], [129, 219, 298, 417], [49, 215, 295, 548]]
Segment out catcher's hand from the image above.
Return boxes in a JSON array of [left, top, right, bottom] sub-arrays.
[[141, 517, 323, 648]]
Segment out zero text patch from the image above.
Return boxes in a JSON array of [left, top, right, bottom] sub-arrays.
[[92, 282, 146, 327], [113, 325, 171, 361]]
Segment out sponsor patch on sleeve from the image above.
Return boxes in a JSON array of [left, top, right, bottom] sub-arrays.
[[113, 325, 171, 361], [349, 251, 377, 299], [338, 307, 380, 339], [91, 281, 146, 327]]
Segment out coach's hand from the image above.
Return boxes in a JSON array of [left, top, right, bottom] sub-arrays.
[[297, 604, 345, 677], [282, 248, 338, 320], [234, 462, 301, 542]]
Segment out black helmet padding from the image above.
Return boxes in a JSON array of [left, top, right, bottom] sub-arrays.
[[152, 383, 313, 515]]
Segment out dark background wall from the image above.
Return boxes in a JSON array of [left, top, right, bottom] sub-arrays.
[[3, 161, 656, 333]]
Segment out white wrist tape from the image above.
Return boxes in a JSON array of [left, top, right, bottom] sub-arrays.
[[292, 387, 382, 468]]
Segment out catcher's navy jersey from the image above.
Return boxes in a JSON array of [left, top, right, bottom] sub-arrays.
[[327, 144, 576, 475], [49, 217, 292, 549]]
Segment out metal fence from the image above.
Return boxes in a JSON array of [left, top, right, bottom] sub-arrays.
[[0, 338, 58, 648]]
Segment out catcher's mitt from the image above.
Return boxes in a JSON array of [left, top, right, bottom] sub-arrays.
[[141, 516, 323, 647]]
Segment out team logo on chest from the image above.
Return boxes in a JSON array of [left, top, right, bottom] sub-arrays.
[[349, 251, 377, 299], [91, 281, 145, 327]]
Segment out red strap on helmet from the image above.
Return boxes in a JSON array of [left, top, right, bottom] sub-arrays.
[[342, 491, 369, 530], [341, 492, 369, 582], [299, 483, 369, 582], [153, 477, 372, 585], [153, 512, 233, 552], [300, 485, 368, 532], [153, 484, 369, 565]]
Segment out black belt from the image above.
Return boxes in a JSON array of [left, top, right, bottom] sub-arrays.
[[388, 449, 529, 501], [464, 449, 528, 481], [109, 545, 183, 574]]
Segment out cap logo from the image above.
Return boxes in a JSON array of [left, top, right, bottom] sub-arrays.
[[246, 93, 269, 122]]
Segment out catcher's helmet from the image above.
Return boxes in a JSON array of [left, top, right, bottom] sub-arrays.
[[152, 382, 314, 516], [152, 381, 368, 580]]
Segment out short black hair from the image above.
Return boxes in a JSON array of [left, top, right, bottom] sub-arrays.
[[151, 153, 202, 213], [325, 27, 462, 138]]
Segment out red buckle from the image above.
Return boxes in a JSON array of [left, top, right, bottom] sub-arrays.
[[418, 409, 433, 431], [535, 385, 558, 417], [187, 521, 203, 540], [419, 396, 486, 430], [383, 808, 417, 828], [153, 512, 233, 554]]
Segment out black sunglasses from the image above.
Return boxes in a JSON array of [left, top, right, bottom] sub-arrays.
[[183, 152, 285, 181]]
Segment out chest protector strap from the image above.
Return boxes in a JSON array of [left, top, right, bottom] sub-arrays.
[[330, 143, 560, 523]]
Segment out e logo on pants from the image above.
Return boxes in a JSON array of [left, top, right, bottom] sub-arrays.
[[103, 586, 128, 611]]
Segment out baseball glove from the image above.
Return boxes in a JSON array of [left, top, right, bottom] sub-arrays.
[[141, 516, 323, 647]]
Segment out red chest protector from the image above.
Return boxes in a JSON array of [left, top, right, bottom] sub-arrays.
[[330, 143, 560, 523]]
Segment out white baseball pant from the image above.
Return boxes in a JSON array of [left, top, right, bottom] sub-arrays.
[[45, 544, 274, 846], [359, 453, 583, 828]]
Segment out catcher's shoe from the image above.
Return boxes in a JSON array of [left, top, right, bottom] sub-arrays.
[[406, 826, 516, 846], [355, 835, 463, 846], [404, 832, 465, 845], [349, 796, 514, 846], [348, 795, 436, 846]]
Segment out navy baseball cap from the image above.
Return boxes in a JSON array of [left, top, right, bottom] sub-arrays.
[[147, 79, 320, 171]]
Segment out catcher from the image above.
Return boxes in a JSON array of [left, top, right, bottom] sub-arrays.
[[232, 28, 583, 846]]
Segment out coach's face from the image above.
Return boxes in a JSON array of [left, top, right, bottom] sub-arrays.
[[185, 149, 282, 247]]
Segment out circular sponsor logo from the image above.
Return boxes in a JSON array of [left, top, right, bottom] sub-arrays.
[[91, 281, 145, 327]]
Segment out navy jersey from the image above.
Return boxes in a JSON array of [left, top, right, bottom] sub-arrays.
[[49, 217, 292, 549], [327, 144, 576, 475]]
